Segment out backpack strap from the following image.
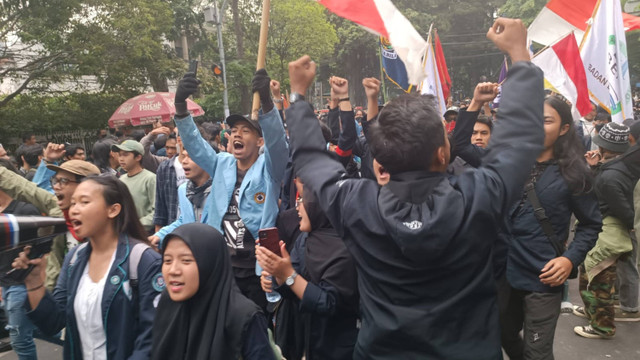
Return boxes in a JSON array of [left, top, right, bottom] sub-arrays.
[[129, 242, 151, 288], [68, 242, 89, 267], [525, 182, 564, 257]]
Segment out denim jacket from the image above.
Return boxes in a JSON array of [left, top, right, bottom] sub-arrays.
[[174, 108, 289, 240], [26, 235, 163, 360]]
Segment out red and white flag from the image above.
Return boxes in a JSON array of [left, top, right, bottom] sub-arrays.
[[532, 33, 591, 118], [528, 0, 640, 46], [419, 27, 446, 116], [318, 0, 427, 85], [433, 30, 451, 101]]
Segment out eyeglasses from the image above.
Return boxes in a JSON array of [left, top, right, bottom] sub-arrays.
[[50, 176, 78, 187], [295, 197, 303, 209]]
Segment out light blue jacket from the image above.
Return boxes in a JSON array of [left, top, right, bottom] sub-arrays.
[[33, 161, 55, 193], [154, 182, 212, 247], [174, 108, 289, 241]]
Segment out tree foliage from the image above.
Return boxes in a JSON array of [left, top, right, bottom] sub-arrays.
[[266, 0, 338, 87], [0, 0, 185, 107], [499, 0, 547, 26]]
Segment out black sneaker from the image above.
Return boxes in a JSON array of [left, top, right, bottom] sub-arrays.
[[572, 305, 588, 319], [573, 325, 614, 339]]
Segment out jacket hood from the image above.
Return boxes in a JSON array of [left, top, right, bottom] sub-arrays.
[[378, 171, 463, 264], [620, 144, 640, 178]]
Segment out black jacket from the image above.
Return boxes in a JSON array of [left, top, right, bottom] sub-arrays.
[[507, 164, 601, 293], [286, 62, 545, 360], [451, 109, 486, 167], [593, 145, 640, 229]]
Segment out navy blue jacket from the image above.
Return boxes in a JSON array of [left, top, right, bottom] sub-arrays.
[[27, 236, 162, 360], [506, 164, 602, 293], [287, 62, 545, 360]]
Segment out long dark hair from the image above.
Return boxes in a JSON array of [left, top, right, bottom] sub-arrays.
[[546, 95, 592, 194], [82, 175, 150, 243], [92, 139, 116, 173]]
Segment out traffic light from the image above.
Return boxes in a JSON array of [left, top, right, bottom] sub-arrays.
[[211, 64, 223, 77]]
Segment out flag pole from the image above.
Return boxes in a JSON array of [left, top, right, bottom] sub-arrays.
[[378, 39, 388, 103], [579, 0, 602, 50], [251, 0, 271, 120]]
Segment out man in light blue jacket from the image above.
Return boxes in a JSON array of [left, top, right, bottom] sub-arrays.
[[173, 69, 288, 310], [150, 149, 212, 247]]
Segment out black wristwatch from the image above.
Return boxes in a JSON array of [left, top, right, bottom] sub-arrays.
[[289, 92, 306, 104]]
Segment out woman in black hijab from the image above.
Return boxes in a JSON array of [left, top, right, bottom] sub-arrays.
[[152, 223, 275, 360], [256, 182, 359, 360]]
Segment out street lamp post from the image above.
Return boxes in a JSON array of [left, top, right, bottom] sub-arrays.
[[205, 0, 230, 118]]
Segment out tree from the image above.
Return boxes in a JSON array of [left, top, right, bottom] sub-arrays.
[[267, 0, 338, 87], [498, 0, 547, 26], [0, 0, 185, 107]]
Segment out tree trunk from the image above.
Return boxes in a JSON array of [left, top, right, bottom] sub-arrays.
[[148, 67, 169, 92]]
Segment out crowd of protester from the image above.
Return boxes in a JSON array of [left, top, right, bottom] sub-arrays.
[[0, 17, 639, 360]]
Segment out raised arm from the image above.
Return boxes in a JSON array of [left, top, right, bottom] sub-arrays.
[[140, 127, 171, 172], [331, 77, 357, 155], [469, 18, 544, 213], [363, 77, 381, 121], [173, 73, 220, 177], [0, 167, 61, 217], [286, 56, 368, 236], [452, 83, 497, 167], [252, 70, 289, 183], [33, 143, 67, 193]]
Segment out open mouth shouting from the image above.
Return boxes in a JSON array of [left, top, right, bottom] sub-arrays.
[[55, 192, 65, 207], [233, 140, 245, 151], [70, 218, 82, 233]]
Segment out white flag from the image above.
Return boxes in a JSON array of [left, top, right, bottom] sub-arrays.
[[580, 0, 633, 123], [419, 30, 446, 116]]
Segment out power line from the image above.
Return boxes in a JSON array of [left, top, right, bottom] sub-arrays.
[[440, 40, 493, 45], [439, 32, 488, 37]]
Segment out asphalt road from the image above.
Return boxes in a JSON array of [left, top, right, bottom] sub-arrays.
[[0, 280, 637, 359]]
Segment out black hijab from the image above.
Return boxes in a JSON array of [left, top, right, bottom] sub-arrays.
[[303, 191, 358, 311], [151, 223, 261, 360]]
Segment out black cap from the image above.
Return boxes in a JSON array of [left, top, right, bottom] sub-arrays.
[[225, 114, 262, 136]]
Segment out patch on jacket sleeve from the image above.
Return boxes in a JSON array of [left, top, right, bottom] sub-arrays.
[[254, 192, 266, 204], [152, 273, 166, 292]]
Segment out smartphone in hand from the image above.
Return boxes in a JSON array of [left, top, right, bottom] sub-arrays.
[[188, 60, 198, 76], [258, 227, 281, 257]]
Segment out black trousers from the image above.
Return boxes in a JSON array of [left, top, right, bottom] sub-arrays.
[[498, 275, 562, 360]]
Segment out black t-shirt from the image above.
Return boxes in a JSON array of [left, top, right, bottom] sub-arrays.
[[222, 168, 256, 277]]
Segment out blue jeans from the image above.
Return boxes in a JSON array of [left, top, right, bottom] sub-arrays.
[[3, 285, 37, 359]]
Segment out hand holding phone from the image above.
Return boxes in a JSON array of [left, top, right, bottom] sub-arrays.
[[188, 60, 198, 76], [258, 228, 281, 257]]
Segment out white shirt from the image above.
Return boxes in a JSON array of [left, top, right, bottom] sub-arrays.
[[73, 251, 116, 360], [580, 118, 598, 151], [174, 157, 187, 187]]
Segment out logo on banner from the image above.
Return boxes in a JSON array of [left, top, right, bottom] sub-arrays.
[[139, 101, 162, 112], [381, 37, 398, 60], [117, 103, 134, 114]]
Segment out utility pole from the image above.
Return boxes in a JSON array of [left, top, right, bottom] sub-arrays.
[[205, 0, 230, 118]]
